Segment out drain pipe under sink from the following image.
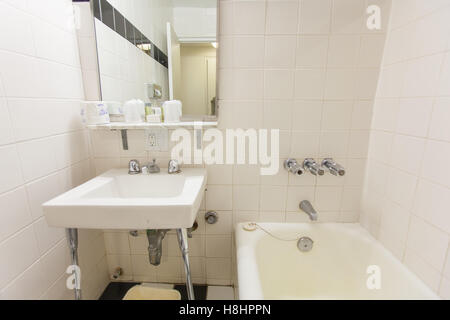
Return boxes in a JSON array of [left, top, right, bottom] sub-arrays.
[[146, 229, 169, 266]]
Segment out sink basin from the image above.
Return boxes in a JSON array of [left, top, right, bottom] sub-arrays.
[[42, 168, 207, 229]]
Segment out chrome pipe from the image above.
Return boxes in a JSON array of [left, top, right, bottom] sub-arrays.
[[66, 228, 82, 300], [299, 200, 318, 221], [177, 229, 195, 300]]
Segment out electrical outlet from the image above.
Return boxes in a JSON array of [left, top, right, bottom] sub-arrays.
[[145, 127, 168, 151], [148, 133, 157, 147]]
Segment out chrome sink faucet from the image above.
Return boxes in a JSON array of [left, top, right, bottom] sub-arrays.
[[142, 159, 160, 174], [168, 159, 181, 174]]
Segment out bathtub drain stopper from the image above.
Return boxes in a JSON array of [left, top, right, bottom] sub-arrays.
[[297, 237, 313, 252]]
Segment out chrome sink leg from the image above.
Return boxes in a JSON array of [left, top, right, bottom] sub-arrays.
[[176, 228, 195, 300], [66, 228, 82, 300]]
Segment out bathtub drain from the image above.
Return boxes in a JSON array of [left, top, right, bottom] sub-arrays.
[[297, 237, 313, 252]]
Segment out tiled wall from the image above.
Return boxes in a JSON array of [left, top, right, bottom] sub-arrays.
[[217, 0, 389, 224], [95, 0, 390, 285], [0, 0, 108, 299], [360, 0, 450, 298]]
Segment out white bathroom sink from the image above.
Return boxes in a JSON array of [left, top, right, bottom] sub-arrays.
[[42, 168, 207, 229]]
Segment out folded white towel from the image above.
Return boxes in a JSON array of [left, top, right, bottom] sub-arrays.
[[162, 100, 182, 123], [83, 101, 110, 125], [123, 99, 145, 123]]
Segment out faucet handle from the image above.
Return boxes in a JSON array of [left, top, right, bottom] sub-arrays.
[[128, 159, 141, 174], [303, 158, 324, 176], [168, 159, 181, 174], [284, 158, 304, 176], [322, 158, 345, 176]]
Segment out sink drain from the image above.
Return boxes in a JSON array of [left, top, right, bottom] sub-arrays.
[[297, 237, 313, 252]]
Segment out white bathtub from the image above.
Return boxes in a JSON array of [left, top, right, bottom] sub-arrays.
[[235, 223, 439, 300]]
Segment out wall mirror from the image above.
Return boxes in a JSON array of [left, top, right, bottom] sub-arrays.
[[91, 0, 218, 120]]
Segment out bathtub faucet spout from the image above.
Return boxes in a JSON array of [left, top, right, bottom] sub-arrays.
[[299, 200, 318, 221]]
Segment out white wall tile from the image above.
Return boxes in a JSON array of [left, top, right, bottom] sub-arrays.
[[31, 18, 80, 67], [299, 0, 332, 34], [296, 36, 329, 68], [331, 0, 365, 34], [412, 8, 450, 58], [294, 69, 326, 99], [233, 69, 264, 100], [205, 235, 232, 258], [233, 1, 266, 35], [290, 132, 320, 158], [206, 185, 232, 211], [265, 36, 297, 68], [291, 100, 323, 131], [233, 185, 260, 211], [33, 217, 65, 255], [389, 135, 425, 174], [16, 138, 59, 182], [403, 248, 442, 292], [0, 97, 14, 146], [385, 168, 417, 209], [428, 98, 450, 142], [413, 179, 450, 234], [0, 3, 35, 56], [0, 188, 32, 242], [319, 131, 350, 158], [0, 145, 23, 193], [104, 232, 131, 255], [232, 164, 260, 185], [207, 164, 233, 185], [327, 35, 360, 67], [406, 216, 449, 272], [0, 225, 39, 290], [321, 101, 353, 131], [264, 70, 295, 99], [396, 98, 433, 137], [265, 1, 299, 35], [324, 69, 356, 99], [259, 186, 287, 212], [232, 36, 264, 68], [263, 100, 293, 130], [402, 54, 444, 98], [315, 186, 343, 211], [358, 35, 386, 68], [421, 140, 450, 188]]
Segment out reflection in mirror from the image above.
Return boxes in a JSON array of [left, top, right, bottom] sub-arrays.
[[92, 0, 217, 121], [168, 1, 217, 118]]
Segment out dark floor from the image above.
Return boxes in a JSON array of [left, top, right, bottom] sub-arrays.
[[99, 282, 208, 300]]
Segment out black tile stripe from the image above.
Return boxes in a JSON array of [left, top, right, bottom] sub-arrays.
[[87, 0, 168, 68]]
